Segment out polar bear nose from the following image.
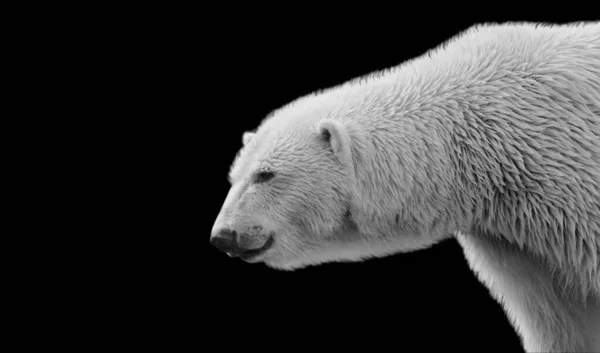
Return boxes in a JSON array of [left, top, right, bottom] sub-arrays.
[[210, 229, 239, 253]]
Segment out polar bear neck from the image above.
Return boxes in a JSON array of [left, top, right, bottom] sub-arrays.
[[325, 31, 600, 303], [265, 22, 600, 303], [271, 22, 600, 352], [443, 76, 600, 300]]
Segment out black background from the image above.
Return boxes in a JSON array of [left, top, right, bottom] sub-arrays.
[[193, 12, 597, 352], [20, 6, 598, 351]]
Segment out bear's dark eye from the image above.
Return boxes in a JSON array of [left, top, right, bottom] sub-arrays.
[[255, 171, 275, 184]]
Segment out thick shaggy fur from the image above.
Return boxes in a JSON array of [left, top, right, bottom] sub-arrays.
[[212, 22, 600, 352]]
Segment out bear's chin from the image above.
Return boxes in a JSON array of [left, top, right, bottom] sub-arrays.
[[256, 218, 365, 271], [263, 258, 322, 271], [261, 242, 371, 271]]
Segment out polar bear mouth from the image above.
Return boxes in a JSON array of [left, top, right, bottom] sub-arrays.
[[228, 236, 275, 261]]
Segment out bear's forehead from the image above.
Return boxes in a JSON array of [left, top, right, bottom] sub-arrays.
[[229, 123, 320, 183], [229, 88, 359, 183], [255, 126, 318, 163]]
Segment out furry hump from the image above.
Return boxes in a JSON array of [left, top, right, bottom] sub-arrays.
[[244, 21, 600, 352]]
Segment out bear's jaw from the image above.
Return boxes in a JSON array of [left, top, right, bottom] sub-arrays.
[[229, 235, 275, 262]]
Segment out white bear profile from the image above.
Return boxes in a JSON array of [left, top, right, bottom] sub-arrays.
[[211, 22, 600, 352]]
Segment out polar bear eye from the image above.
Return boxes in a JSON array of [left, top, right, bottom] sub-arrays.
[[254, 171, 275, 184]]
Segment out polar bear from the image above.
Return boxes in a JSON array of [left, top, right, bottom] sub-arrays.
[[209, 22, 600, 352]]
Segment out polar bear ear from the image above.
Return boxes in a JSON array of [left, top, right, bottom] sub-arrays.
[[317, 119, 353, 167], [242, 131, 255, 146]]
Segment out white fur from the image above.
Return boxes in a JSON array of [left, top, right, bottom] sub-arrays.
[[214, 22, 600, 352]]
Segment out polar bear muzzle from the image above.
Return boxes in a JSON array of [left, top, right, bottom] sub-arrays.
[[210, 229, 275, 261]]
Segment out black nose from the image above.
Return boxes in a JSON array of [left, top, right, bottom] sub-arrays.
[[210, 229, 239, 253]]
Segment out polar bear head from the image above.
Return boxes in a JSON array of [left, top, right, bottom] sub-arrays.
[[210, 95, 456, 270], [210, 115, 364, 270]]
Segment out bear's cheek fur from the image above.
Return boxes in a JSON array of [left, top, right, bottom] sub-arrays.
[[262, 207, 360, 268], [257, 197, 350, 267], [306, 179, 350, 230], [277, 173, 354, 263]]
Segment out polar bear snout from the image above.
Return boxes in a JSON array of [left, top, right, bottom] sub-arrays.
[[210, 229, 238, 253], [210, 227, 275, 262]]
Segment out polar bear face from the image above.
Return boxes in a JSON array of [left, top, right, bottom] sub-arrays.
[[210, 119, 361, 270]]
